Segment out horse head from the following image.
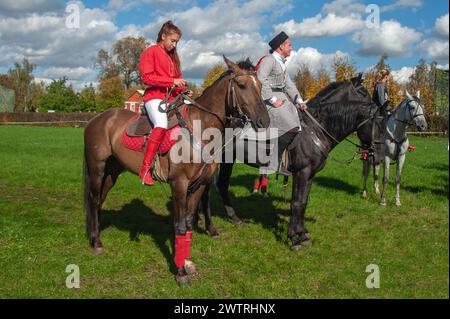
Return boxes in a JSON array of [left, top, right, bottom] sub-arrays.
[[223, 56, 270, 129], [404, 90, 428, 132]]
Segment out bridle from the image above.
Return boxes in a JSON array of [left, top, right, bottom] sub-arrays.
[[225, 71, 260, 128], [394, 97, 425, 127], [160, 71, 259, 130]]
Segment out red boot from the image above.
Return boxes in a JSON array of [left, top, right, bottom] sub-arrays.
[[139, 127, 167, 186]]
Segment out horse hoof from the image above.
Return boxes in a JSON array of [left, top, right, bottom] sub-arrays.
[[362, 192, 367, 199], [291, 244, 302, 251], [184, 260, 198, 277], [395, 202, 401, 207], [380, 201, 386, 207], [92, 247, 104, 256], [176, 274, 191, 286]]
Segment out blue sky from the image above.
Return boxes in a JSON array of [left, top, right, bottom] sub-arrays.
[[0, 0, 448, 90]]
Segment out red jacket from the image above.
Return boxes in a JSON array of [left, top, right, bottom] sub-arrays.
[[139, 44, 187, 103]]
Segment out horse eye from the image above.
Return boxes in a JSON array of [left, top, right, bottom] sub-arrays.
[[238, 83, 246, 89]]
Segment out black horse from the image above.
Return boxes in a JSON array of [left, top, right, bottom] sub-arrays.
[[200, 72, 378, 250]]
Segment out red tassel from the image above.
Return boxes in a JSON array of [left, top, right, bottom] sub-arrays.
[[408, 145, 416, 151], [174, 235, 186, 268], [360, 152, 368, 160], [185, 231, 193, 260]]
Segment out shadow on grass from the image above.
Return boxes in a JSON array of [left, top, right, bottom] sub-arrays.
[[100, 199, 177, 274], [313, 176, 360, 195], [207, 173, 317, 244], [403, 184, 449, 198], [420, 162, 449, 172]]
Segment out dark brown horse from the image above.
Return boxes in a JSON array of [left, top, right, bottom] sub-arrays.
[[83, 57, 270, 285], [200, 74, 378, 249]]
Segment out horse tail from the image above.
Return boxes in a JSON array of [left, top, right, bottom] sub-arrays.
[[83, 147, 92, 239]]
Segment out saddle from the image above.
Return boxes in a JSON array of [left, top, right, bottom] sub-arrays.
[[126, 103, 187, 137]]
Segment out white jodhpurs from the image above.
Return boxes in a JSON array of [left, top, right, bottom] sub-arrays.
[[144, 99, 168, 129]]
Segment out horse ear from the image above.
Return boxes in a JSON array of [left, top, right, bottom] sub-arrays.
[[416, 90, 420, 99], [223, 55, 239, 73], [245, 57, 251, 65], [405, 90, 414, 100]]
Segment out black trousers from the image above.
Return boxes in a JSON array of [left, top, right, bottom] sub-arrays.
[[278, 129, 298, 159]]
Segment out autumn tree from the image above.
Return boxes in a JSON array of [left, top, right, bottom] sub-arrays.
[[29, 81, 45, 112], [96, 36, 149, 90], [407, 59, 437, 115], [96, 76, 125, 111], [7, 59, 36, 112], [309, 65, 331, 100], [113, 36, 149, 89], [333, 55, 357, 82], [200, 65, 227, 93], [96, 49, 120, 79], [295, 63, 314, 100]]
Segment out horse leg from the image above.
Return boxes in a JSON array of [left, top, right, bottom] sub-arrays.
[[84, 154, 107, 255], [395, 154, 406, 206], [217, 162, 242, 225], [380, 156, 391, 206], [362, 159, 369, 198], [289, 170, 313, 250], [171, 179, 191, 285], [373, 162, 381, 195], [184, 185, 207, 277], [201, 185, 219, 237], [101, 157, 123, 204], [88, 157, 123, 255]]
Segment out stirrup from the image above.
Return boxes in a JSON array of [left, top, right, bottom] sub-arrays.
[[277, 166, 292, 177]]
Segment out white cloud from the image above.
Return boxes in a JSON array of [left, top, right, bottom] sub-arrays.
[[0, 0, 65, 17], [0, 2, 117, 69], [178, 32, 267, 79], [381, 0, 423, 12], [352, 20, 422, 57], [286, 47, 351, 77], [130, 0, 287, 80], [106, 0, 188, 13], [322, 0, 366, 16], [434, 13, 449, 38], [141, 0, 290, 39], [418, 38, 449, 61], [41, 66, 94, 80], [274, 13, 365, 39], [391, 66, 415, 84], [114, 24, 146, 41], [417, 13, 449, 63]]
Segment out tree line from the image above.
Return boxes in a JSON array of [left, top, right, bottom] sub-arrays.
[[0, 36, 446, 118]]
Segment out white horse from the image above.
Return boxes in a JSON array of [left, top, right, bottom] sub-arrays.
[[362, 91, 428, 206]]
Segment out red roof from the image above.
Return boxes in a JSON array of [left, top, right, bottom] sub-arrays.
[[127, 91, 144, 103]]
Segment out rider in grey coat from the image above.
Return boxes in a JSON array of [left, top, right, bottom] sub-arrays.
[[256, 31, 308, 172]]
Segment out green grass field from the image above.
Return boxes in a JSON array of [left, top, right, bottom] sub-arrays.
[[0, 125, 448, 298]]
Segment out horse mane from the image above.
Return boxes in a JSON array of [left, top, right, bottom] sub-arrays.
[[199, 58, 255, 97], [306, 100, 372, 138]]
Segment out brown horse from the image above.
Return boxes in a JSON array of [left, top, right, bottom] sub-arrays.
[[83, 57, 270, 285]]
